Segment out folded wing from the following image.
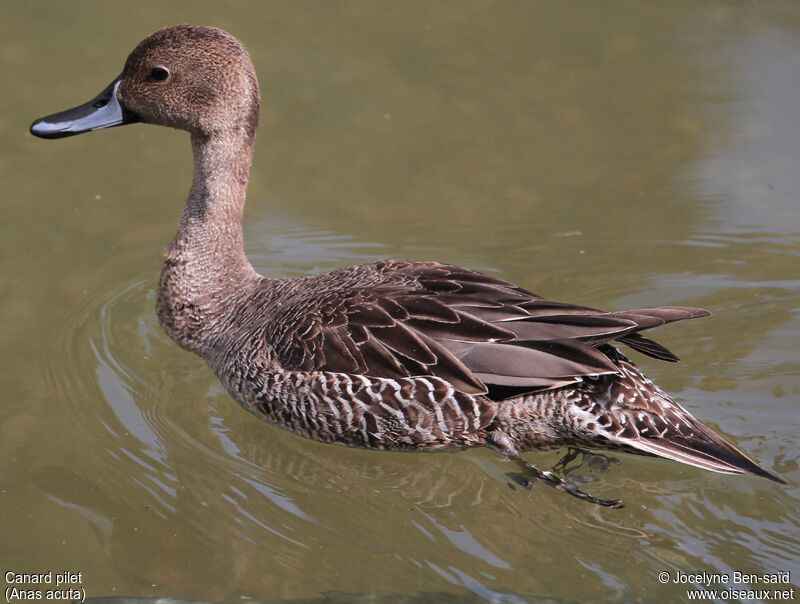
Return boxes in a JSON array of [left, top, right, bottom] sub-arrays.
[[268, 261, 710, 398]]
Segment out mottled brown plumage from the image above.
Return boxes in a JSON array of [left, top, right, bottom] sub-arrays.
[[30, 25, 784, 507]]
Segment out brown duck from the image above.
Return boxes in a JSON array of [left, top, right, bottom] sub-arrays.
[[30, 25, 784, 507]]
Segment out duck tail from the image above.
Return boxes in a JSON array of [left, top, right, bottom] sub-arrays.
[[620, 421, 786, 484], [578, 349, 786, 484]]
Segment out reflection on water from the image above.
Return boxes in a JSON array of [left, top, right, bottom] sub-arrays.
[[2, 2, 799, 603]]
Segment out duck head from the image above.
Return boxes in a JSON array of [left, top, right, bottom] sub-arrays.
[[30, 25, 260, 141]]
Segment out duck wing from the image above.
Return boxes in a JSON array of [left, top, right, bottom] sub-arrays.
[[265, 260, 710, 397]]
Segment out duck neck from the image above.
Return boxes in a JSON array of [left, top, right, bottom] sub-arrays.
[[157, 130, 259, 352], [180, 131, 254, 265]]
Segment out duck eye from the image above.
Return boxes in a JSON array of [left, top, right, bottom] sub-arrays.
[[150, 67, 169, 82]]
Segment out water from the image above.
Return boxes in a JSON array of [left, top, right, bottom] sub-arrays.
[[2, 2, 799, 602]]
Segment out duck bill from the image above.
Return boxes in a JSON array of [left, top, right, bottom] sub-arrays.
[[30, 75, 140, 139]]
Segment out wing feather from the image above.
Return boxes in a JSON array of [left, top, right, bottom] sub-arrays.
[[269, 261, 710, 398]]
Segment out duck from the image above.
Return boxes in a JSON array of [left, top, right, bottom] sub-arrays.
[[30, 25, 784, 507]]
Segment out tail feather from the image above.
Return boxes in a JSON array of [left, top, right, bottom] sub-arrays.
[[574, 348, 785, 484], [620, 431, 786, 484]]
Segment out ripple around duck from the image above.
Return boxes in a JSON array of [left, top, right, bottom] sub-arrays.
[[34, 222, 800, 600], [24, 270, 701, 597], [39, 271, 325, 550], [42, 275, 179, 510]]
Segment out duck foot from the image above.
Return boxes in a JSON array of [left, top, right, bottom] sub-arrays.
[[551, 447, 620, 481], [510, 457, 623, 508], [488, 432, 623, 508]]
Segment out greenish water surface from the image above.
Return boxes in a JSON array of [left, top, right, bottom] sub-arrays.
[[1, 2, 799, 602]]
